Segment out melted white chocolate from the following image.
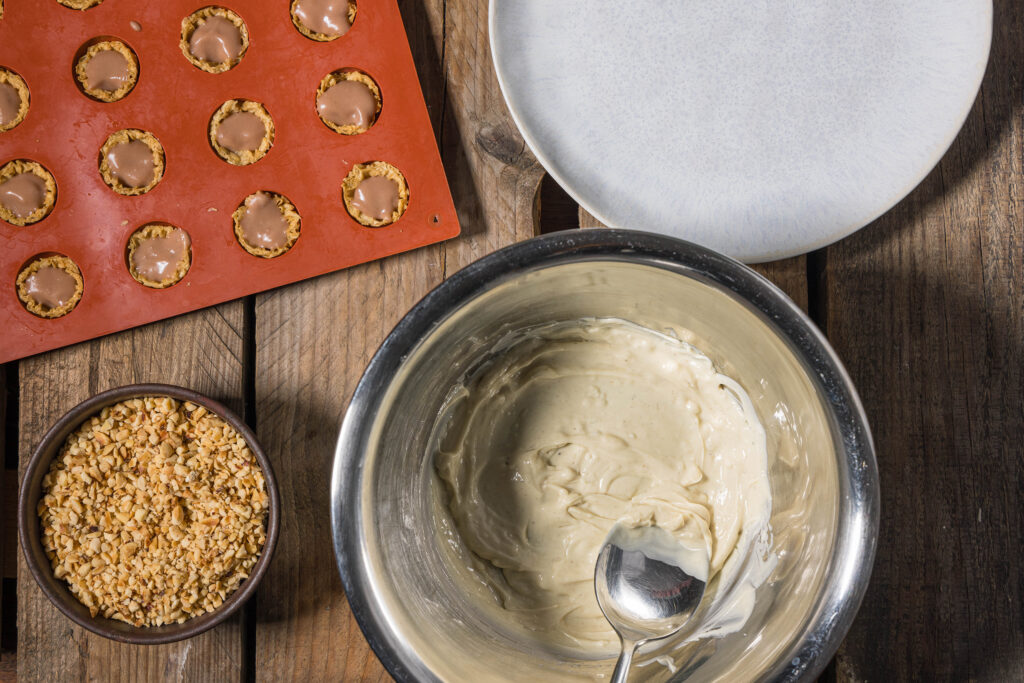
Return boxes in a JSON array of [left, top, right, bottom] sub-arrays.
[[434, 318, 774, 653]]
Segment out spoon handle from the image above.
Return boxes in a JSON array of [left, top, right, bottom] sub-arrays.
[[611, 639, 639, 683]]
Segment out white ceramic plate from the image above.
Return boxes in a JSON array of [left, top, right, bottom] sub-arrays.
[[490, 1, 991, 263]]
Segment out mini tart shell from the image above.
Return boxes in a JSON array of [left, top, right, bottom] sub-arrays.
[[341, 161, 409, 228], [209, 100, 274, 166], [74, 40, 138, 103], [98, 129, 165, 196], [180, 7, 249, 74], [127, 223, 191, 289], [0, 159, 57, 226], [290, 0, 356, 42], [316, 70, 381, 135], [0, 69, 30, 132], [16, 255, 84, 318], [232, 192, 302, 258], [56, 0, 104, 9]]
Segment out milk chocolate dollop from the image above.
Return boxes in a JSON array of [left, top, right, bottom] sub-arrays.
[[294, 0, 351, 36], [107, 140, 154, 188], [0, 82, 21, 126], [318, 79, 375, 128], [241, 193, 288, 249], [216, 112, 265, 152], [352, 176, 399, 221], [0, 173, 46, 218], [132, 228, 189, 282], [189, 16, 244, 63], [26, 266, 77, 309], [85, 50, 130, 91]]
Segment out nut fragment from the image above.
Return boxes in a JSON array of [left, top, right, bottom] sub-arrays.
[[38, 397, 269, 627], [57, 0, 104, 9]]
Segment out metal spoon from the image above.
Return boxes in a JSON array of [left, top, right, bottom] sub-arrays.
[[595, 524, 709, 683]]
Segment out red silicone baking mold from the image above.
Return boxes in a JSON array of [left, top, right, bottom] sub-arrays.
[[0, 0, 459, 364]]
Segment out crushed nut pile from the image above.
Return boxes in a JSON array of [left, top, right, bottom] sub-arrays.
[[38, 397, 269, 627]]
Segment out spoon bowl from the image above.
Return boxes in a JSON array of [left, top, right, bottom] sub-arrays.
[[595, 524, 709, 682]]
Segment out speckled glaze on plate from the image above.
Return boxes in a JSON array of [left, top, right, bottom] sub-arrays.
[[489, 0, 991, 263]]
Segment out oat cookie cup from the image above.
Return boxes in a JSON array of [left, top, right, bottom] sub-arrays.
[[232, 191, 301, 258], [291, 0, 356, 41], [181, 7, 249, 73], [209, 100, 274, 166], [0, 68, 30, 132], [0, 159, 57, 226], [316, 70, 381, 135], [16, 255, 83, 318], [127, 223, 191, 288], [99, 129, 165, 196], [74, 40, 138, 102], [342, 161, 409, 227], [56, 0, 103, 9]]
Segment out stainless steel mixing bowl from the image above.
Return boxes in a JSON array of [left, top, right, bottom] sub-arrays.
[[331, 229, 878, 682]]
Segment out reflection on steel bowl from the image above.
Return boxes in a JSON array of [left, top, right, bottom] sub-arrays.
[[332, 229, 878, 682]]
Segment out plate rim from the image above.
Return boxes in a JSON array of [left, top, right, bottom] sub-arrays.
[[488, 0, 993, 263]]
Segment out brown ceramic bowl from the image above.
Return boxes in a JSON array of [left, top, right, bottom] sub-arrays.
[[18, 383, 279, 644]]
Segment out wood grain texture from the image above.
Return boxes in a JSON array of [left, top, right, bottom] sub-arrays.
[[578, 206, 604, 230], [16, 304, 247, 683], [1, 365, 12, 681], [828, 2, 1023, 680], [250, 1, 541, 680], [750, 257, 809, 314], [1, 468, 14, 580], [439, 0, 545, 272], [1, 366, 10, 580], [251, 257, 437, 682]]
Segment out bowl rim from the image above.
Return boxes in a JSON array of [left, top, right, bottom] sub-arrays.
[[331, 228, 879, 682], [18, 382, 280, 645]]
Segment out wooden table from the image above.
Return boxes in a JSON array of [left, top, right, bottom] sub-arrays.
[[2, 1, 1021, 680]]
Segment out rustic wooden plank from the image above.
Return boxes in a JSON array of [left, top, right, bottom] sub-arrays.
[[439, 0, 544, 272], [251, 256, 440, 682], [1, 365, 10, 580], [0, 453, 14, 665], [750, 257, 809, 314], [578, 206, 604, 229], [1, 468, 14, 580], [17, 303, 247, 682], [251, 0, 542, 680], [0, 652, 13, 683], [828, 2, 1023, 679], [0, 364, 13, 674]]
